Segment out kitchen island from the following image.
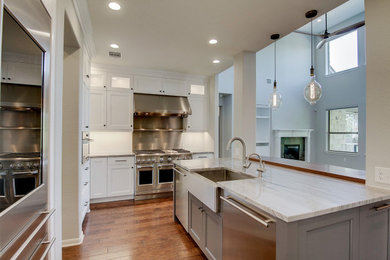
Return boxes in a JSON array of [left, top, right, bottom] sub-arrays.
[[173, 157, 390, 260]]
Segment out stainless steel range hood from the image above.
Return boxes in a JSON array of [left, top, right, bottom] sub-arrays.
[[134, 94, 192, 117]]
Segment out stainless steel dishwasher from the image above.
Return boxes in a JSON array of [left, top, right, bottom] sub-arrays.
[[220, 193, 276, 260]]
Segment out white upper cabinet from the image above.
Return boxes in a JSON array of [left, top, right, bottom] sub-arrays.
[[89, 89, 107, 130], [82, 50, 91, 86], [187, 95, 207, 132], [107, 91, 133, 130], [81, 83, 90, 131], [134, 76, 188, 96], [1, 62, 42, 86], [134, 76, 163, 95], [90, 70, 107, 89], [162, 78, 188, 96], [89, 89, 133, 131], [109, 74, 133, 92]]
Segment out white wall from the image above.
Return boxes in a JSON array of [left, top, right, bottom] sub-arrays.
[[365, 0, 390, 189], [218, 66, 234, 94], [89, 132, 132, 155], [313, 13, 366, 170], [256, 32, 315, 131], [62, 47, 81, 242]]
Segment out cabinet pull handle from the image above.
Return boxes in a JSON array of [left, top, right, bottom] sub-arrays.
[[84, 202, 88, 206], [8, 77, 11, 80], [39, 237, 56, 259], [84, 182, 88, 186], [86, 74, 90, 78], [373, 204, 390, 211], [173, 168, 186, 176], [220, 196, 274, 228], [85, 167, 89, 170], [115, 160, 127, 162]]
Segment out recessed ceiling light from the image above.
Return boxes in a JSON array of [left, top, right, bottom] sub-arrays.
[[212, 59, 220, 64], [317, 18, 322, 22], [209, 39, 218, 45], [108, 2, 121, 10], [110, 43, 119, 49]]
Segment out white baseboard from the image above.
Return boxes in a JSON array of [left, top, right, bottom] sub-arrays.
[[90, 195, 134, 204], [62, 232, 84, 248]]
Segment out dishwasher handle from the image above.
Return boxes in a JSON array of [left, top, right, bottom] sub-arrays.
[[220, 196, 275, 228]]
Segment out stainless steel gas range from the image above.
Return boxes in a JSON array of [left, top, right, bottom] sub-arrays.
[[0, 153, 41, 211], [135, 149, 192, 200]]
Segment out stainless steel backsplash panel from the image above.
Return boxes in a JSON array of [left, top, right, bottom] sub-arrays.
[[0, 130, 41, 153], [1, 84, 42, 108], [0, 110, 41, 128], [133, 131, 182, 151], [134, 116, 184, 130]]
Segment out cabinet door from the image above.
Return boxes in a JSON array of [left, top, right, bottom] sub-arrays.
[[90, 70, 107, 89], [7, 62, 42, 86], [162, 79, 187, 96], [174, 167, 189, 232], [89, 89, 107, 130], [187, 96, 206, 132], [81, 83, 90, 131], [82, 51, 91, 86], [110, 74, 133, 91], [134, 76, 163, 95], [1, 62, 7, 82], [359, 201, 390, 260], [90, 158, 108, 199], [107, 164, 134, 197], [106, 91, 132, 130], [204, 207, 222, 260], [189, 194, 204, 247]]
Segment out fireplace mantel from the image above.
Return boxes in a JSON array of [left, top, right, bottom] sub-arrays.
[[273, 129, 314, 162]]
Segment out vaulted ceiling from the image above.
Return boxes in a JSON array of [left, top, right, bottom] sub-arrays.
[[86, 0, 347, 76]]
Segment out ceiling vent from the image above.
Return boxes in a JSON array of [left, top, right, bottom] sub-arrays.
[[108, 51, 121, 58]]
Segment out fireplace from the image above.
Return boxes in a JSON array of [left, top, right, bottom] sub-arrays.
[[281, 137, 305, 161], [273, 129, 313, 162]]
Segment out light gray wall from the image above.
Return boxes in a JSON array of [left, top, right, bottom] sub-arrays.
[[219, 94, 233, 157], [256, 32, 315, 131], [217, 66, 234, 94], [313, 13, 366, 170], [365, 0, 390, 189]]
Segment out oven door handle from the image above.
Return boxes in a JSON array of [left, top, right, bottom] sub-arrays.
[[137, 165, 154, 169], [12, 170, 39, 175], [157, 164, 174, 168]]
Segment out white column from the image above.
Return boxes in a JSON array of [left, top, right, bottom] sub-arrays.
[[232, 51, 256, 158], [365, 0, 390, 189]]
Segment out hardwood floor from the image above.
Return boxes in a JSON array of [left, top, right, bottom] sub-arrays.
[[63, 198, 207, 260]]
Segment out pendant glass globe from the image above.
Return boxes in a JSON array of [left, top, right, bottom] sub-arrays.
[[269, 87, 282, 109], [304, 76, 322, 105]]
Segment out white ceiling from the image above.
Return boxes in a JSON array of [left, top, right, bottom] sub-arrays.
[[87, 0, 347, 76]]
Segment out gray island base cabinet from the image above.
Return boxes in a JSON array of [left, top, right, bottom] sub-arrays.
[[222, 190, 390, 260]]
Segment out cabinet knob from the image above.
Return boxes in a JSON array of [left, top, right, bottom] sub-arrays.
[[86, 126, 89, 128], [7, 78, 11, 80], [104, 124, 106, 127], [2, 77, 5, 80], [104, 86, 107, 88], [86, 74, 90, 78]]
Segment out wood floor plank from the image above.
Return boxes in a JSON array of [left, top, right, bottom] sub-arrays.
[[63, 198, 206, 260]]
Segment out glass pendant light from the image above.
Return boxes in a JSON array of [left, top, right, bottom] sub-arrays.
[[304, 10, 322, 105], [269, 34, 282, 109]]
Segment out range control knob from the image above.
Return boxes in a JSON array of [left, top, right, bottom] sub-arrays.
[[167, 157, 172, 162], [0, 163, 3, 170], [160, 157, 164, 162], [33, 162, 40, 168], [15, 162, 23, 169]]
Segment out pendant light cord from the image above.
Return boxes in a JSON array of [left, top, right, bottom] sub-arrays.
[[274, 39, 277, 87], [311, 18, 313, 68]]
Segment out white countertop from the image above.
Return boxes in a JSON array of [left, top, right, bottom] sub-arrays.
[[174, 158, 390, 222], [89, 153, 134, 158]]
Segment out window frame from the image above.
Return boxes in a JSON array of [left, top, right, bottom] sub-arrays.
[[326, 29, 359, 76], [327, 106, 359, 154]]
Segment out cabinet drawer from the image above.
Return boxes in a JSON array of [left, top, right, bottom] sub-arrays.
[[108, 157, 133, 166]]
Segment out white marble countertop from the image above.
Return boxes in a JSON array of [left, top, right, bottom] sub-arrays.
[[89, 153, 134, 158], [174, 158, 390, 222]]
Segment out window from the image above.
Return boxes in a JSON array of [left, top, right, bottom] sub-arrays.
[[328, 107, 358, 153], [327, 30, 358, 74]]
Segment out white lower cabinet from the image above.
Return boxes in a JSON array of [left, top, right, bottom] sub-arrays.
[[80, 160, 91, 223], [90, 156, 135, 201]]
